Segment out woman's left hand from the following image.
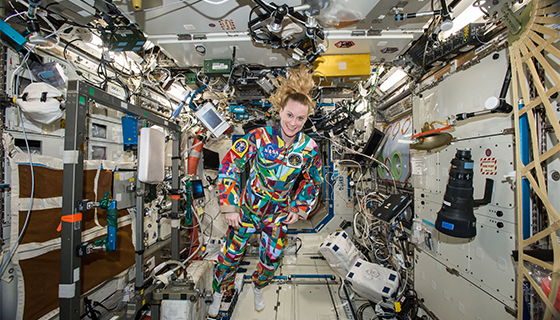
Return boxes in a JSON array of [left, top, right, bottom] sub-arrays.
[[283, 212, 299, 225]]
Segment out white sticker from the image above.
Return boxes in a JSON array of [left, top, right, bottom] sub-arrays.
[[338, 62, 347, 70], [121, 101, 128, 109], [164, 120, 168, 126], [443, 200, 451, 206], [212, 63, 228, 70], [480, 157, 498, 175], [171, 219, 181, 228], [411, 157, 423, 175], [59, 284, 76, 298], [74, 268, 80, 282], [116, 193, 122, 202], [63, 151, 80, 164], [146, 256, 156, 271]]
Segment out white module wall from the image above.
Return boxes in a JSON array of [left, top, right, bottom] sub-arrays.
[[415, 250, 515, 320], [411, 49, 517, 317]]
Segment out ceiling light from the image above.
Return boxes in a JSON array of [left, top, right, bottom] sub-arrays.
[[89, 34, 103, 47], [441, 4, 485, 39], [379, 69, 407, 92]]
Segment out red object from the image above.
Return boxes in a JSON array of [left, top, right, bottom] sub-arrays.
[[187, 130, 205, 175], [335, 41, 355, 48], [56, 213, 83, 232], [187, 131, 204, 259], [542, 276, 560, 312], [412, 125, 452, 139]]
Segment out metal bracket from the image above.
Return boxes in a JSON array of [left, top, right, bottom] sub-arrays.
[[77, 199, 97, 212]]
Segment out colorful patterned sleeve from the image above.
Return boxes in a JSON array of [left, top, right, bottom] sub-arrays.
[[290, 140, 324, 219], [218, 129, 259, 213]]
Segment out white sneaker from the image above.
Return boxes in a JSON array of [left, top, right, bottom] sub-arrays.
[[207, 291, 223, 318], [253, 283, 265, 312]]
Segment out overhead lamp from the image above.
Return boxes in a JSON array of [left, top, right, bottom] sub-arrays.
[[441, 4, 485, 39], [435, 149, 494, 238], [89, 34, 104, 47]]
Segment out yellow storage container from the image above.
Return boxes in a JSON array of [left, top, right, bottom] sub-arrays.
[[314, 54, 371, 86]]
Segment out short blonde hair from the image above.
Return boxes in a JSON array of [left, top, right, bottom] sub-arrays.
[[269, 65, 315, 116]]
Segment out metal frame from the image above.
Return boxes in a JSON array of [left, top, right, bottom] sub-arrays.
[[509, 1, 560, 319], [60, 80, 181, 320]]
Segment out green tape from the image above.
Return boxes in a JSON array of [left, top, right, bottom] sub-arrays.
[[377, 154, 385, 178], [89, 88, 94, 95], [106, 207, 118, 229], [391, 151, 403, 180], [144, 112, 148, 117], [79, 96, 85, 105]]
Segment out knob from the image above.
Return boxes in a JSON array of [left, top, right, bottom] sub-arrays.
[[496, 211, 503, 217], [497, 222, 504, 228]]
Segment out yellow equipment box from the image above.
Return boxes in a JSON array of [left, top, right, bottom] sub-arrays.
[[314, 54, 371, 86]]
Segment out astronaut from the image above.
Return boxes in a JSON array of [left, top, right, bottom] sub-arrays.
[[208, 65, 324, 317]]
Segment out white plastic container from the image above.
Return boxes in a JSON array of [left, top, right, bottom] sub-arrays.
[[345, 258, 400, 302], [318, 231, 364, 279], [138, 126, 165, 184]]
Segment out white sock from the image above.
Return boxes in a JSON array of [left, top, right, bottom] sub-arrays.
[[207, 291, 223, 317], [253, 283, 265, 312]]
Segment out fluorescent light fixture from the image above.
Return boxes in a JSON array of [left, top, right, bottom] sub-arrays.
[[90, 34, 103, 47], [441, 4, 485, 39], [113, 53, 126, 67], [379, 69, 407, 92]]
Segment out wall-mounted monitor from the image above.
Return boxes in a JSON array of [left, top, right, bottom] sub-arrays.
[[363, 128, 387, 158], [195, 102, 230, 138], [342, 128, 387, 165], [203, 148, 221, 170]]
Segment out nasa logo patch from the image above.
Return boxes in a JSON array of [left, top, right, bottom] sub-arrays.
[[233, 139, 248, 157], [287, 153, 303, 168], [263, 143, 280, 160]]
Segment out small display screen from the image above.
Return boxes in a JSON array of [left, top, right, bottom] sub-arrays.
[[203, 148, 221, 170], [202, 109, 222, 129], [191, 180, 205, 199], [363, 128, 386, 157]]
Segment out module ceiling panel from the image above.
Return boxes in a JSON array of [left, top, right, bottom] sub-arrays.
[[119, 0, 432, 67]]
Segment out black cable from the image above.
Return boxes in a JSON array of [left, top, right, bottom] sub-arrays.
[[325, 277, 339, 320], [295, 237, 302, 254], [81, 297, 101, 319], [92, 300, 118, 312], [63, 38, 83, 60]]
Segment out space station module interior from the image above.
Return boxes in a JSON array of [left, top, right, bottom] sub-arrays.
[[0, 0, 559, 319]]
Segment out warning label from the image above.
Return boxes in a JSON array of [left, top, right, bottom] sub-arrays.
[[480, 157, 497, 175]]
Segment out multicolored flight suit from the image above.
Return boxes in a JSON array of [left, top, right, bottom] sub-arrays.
[[213, 125, 323, 293]]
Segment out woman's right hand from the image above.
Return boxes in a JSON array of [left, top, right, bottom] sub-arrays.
[[224, 212, 242, 230]]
